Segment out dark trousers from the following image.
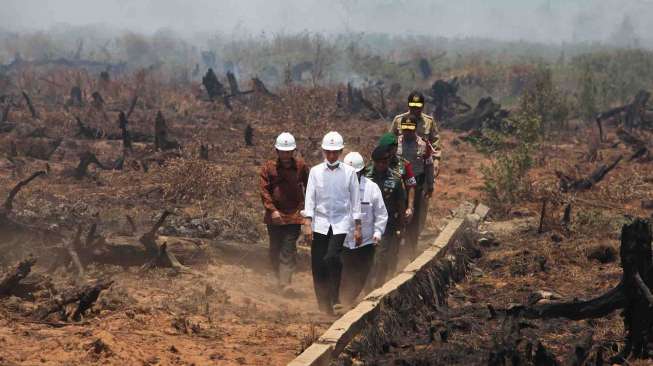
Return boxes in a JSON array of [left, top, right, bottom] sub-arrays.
[[372, 232, 400, 288], [405, 182, 426, 258], [267, 224, 300, 286], [311, 227, 346, 312], [340, 244, 375, 305]]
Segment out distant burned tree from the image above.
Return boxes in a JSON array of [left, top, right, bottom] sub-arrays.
[[154, 111, 180, 151], [418, 58, 432, 80], [118, 112, 132, 152], [245, 124, 254, 146], [70, 86, 83, 107], [202, 68, 225, 100]]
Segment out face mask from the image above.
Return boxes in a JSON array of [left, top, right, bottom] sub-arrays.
[[326, 161, 340, 169]]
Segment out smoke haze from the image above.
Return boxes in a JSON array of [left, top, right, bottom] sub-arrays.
[[1, 0, 652, 45]]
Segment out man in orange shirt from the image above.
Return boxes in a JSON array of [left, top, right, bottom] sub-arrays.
[[259, 132, 309, 295]]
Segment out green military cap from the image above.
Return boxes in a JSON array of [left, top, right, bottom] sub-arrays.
[[378, 132, 398, 147]]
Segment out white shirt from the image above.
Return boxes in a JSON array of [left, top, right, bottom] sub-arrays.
[[344, 176, 388, 249], [302, 161, 362, 235]]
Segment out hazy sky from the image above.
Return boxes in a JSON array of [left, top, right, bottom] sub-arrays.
[[1, 0, 652, 44]]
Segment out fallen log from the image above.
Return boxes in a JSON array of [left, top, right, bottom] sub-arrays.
[[32, 278, 113, 321], [0, 257, 36, 297], [596, 90, 653, 134], [75, 116, 104, 139], [556, 155, 622, 192], [443, 97, 507, 131]]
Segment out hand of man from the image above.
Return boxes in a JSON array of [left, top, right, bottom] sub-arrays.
[[373, 234, 381, 246], [270, 210, 283, 225], [433, 161, 440, 178], [303, 222, 313, 244], [405, 207, 414, 223], [354, 224, 363, 247]]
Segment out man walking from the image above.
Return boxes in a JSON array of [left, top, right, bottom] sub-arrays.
[[303, 131, 362, 315], [389, 91, 442, 178], [340, 152, 387, 305], [377, 132, 417, 224], [259, 132, 309, 295], [397, 115, 434, 257], [366, 145, 406, 287]]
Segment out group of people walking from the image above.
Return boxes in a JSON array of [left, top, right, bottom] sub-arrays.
[[258, 91, 441, 315]]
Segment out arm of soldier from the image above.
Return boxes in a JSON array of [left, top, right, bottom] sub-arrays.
[[424, 156, 435, 198], [371, 183, 388, 245], [429, 119, 442, 164], [403, 161, 416, 222], [259, 164, 282, 222], [396, 183, 407, 236], [389, 116, 401, 136]]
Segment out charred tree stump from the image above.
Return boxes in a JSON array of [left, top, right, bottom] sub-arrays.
[[202, 68, 231, 109], [556, 155, 622, 192], [0, 171, 45, 231], [562, 203, 572, 232], [118, 111, 132, 152], [199, 144, 209, 160], [154, 111, 180, 151], [244, 124, 254, 146], [538, 198, 547, 234], [126, 95, 138, 119], [251, 77, 277, 98], [226, 71, 240, 96], [0, 257, 36, 297], [418, 58, 432, 80], [69, 86, 83, 107], [1, 100, 10, 123], [139, 211, 189, 271], [21, 91, 38, 119], [625, 90, 650, 130], [73, 152, 106, 179], [91, 92, 104, 109], [510, 219, 653, 361]]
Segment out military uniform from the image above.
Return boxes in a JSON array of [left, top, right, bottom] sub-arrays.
[[397, 133, 434, 257], [390, 111, 442, 163], [365, 166, 406, 287]]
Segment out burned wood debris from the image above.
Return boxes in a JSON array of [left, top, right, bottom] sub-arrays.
[[556, 155, 622, 192], [596, 89, 653, 141], [508, 219, 653, 362]]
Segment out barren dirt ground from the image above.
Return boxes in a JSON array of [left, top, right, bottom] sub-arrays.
[[0, 106, 486, 366]]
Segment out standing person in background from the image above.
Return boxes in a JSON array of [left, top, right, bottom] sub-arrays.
[[396, 115, 434, 258], [340, 152, 387, 306], [302, 131, 362, 315], [259, 132, 309, 296], [365, 145, 406, 287]]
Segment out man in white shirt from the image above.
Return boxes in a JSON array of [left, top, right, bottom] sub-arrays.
[[302, 131, 362, 315], [340, 152, 388, 306]]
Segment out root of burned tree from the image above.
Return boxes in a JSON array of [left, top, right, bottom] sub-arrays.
[[508, 218, 653, 362]]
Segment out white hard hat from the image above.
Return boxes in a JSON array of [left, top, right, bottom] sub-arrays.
[[344, 152, 365, 172], [275, 132, 296, 151], [321, 131, 344, 151]]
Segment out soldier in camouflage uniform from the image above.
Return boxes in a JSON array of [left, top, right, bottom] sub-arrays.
[[389, 91, 442, 178], [377, 132, 417, 224], [396, 115, 434, 258], [365, 145, 406, 287]]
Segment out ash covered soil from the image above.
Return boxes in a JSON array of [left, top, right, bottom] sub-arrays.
[[0, 74, 487, 366]]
